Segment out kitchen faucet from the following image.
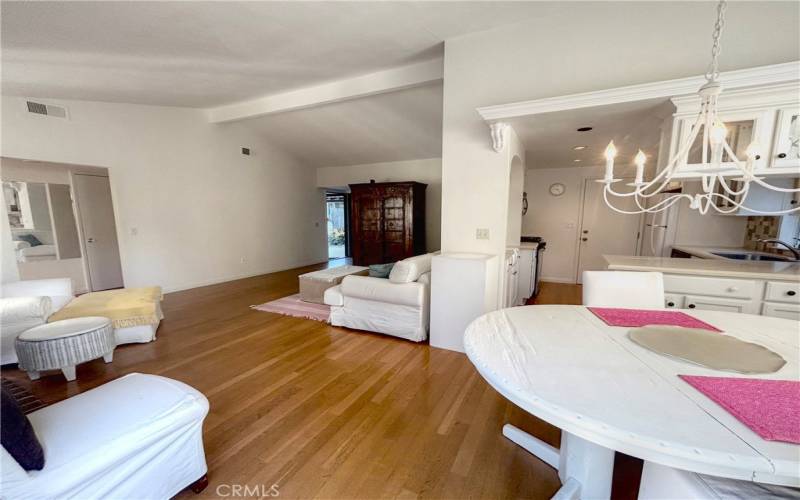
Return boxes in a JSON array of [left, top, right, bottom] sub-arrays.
[[758, 239, 800, 260]]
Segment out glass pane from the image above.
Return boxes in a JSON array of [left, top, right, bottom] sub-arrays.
[[3, 181, 57, 261], [326, 194, 345, 259], [686, 119, 754, 164], [787, 114, 799, 160]]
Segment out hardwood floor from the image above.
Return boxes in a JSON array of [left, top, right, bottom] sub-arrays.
[[2, 271, 640, 499]]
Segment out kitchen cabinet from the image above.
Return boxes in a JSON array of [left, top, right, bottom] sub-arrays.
[[668, 83, 800, 179], [503, 248, 520, 308], [661, 274, 799, 318], [772, 106, 800, 170]]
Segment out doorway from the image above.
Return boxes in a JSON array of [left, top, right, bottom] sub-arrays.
[[576, 178, 643, 283], [326, 192, 348, 260]]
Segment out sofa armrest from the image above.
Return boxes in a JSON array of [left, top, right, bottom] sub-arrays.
[[341, 275, 426, 307], [2, 279, 74, 300], [0, 296, 52, 324]]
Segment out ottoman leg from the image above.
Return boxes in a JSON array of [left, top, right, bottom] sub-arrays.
[[103, 351, 114, 363], [27, 370, 40, 381], [62, 365, 76, 381]]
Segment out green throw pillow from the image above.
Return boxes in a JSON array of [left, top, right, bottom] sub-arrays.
[[369, 263, 395, 278]]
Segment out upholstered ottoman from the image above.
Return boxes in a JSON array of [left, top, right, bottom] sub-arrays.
[[298, 265, 368, 304], [15, 317, 115, 381]]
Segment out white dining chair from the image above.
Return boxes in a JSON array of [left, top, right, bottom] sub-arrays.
[[582, 271, 665, 309]]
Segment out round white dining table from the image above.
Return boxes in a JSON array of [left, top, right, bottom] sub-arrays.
[[464, 305, 800, 500]]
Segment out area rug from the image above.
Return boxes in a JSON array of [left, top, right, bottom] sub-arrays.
[[251, 294, 330, 322]]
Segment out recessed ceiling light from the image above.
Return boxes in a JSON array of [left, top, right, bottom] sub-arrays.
[[573, 159, 582, 162], [577, 127, 593, 132], [573, 145, 587, 150]]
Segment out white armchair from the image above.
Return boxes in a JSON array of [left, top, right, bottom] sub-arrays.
[[324, 253, 433, 342], [0, 279, 74, 365], [1, 373, 209, 499]]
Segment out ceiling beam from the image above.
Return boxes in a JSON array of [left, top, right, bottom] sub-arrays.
[[207, 58, 443, 124]]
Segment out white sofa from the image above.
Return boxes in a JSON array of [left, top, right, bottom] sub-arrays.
[[324, 253, 433, 342], [0, 279, 74, 365], [0, 373, 209, 499], [0, 279, 161, 365]]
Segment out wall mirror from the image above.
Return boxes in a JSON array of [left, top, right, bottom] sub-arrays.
[[3, 181, 82, 262]]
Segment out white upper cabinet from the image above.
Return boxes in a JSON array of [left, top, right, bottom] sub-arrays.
[[772, 106, 800, 169], [669, 82, 800, 179]]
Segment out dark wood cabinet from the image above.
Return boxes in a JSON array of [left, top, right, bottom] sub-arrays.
[[348, 182, 426, 265]]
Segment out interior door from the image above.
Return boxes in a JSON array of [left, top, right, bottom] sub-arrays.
[[73, 174, 124, 291], [577, 179, 643, 283]]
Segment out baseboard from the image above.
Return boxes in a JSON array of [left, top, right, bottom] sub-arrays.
[[161, 258, 328, 294], [540, 277, 577, 284]]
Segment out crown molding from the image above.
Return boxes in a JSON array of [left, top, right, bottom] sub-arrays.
[[476, 61, 800, 122]]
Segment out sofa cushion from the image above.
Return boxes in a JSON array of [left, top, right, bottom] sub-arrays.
[[1, 385, 45, 471], [341, 275, 425, 307], [389, 253, 433, 284]]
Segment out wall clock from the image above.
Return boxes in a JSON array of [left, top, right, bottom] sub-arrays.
[[549, 183, 566, 197]]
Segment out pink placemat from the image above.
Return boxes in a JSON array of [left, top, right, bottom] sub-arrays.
[[588, 307, 721, 332], [679, 375, 800, 444]]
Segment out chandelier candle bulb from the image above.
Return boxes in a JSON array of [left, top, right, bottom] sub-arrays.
[[604, 141, 617, 182], [634, 150, 646, 185]]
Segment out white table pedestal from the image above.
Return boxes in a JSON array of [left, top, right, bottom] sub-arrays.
[[503, 424, 615, 500]]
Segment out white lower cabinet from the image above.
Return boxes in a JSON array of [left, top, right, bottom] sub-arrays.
[[662, 274, 799, 317], [664, 294, 684, 309], [762, 302, 800, 320], [683, 295, 755, 314]]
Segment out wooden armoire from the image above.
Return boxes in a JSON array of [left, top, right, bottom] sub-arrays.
[[348, 181, 426, 265]]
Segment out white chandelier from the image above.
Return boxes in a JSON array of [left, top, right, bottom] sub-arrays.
[[601, 0, 800, 216]]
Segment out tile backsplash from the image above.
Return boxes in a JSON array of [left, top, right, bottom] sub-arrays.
[[744, 216, 792, 255]]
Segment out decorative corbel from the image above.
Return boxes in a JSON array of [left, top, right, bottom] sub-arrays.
[[489, 122, 509, 153]]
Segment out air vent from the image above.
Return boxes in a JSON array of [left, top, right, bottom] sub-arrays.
[[26, 101, 68, 119]]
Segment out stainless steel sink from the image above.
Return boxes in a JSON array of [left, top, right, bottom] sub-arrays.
[[710, 252, 796, 262]]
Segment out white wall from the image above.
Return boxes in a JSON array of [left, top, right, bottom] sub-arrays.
[[317, 158, 442, 252], [672, 182, 749, 248], [440, 1, 799, 299], [1, 96, 328, 292]]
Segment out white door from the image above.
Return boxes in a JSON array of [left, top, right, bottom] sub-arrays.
[[577, 179, 643, 283], [73, 174, 124, 291]]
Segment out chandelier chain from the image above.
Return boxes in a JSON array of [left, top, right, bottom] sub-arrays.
[[706, 0, 727, 82]]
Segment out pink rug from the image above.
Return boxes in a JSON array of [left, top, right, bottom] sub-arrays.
[[680, 375, 800, 444], [251, 294, 330, 322]]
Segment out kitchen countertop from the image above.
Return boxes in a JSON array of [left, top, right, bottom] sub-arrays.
[[671, 245, 791, 260], [604, 255, 800, 281]]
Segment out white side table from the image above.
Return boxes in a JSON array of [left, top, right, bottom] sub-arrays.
[[16, 317, 115, 381]]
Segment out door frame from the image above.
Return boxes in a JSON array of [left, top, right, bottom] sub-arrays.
[[574, 177, 645, 283]]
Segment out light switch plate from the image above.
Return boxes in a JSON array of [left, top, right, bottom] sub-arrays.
[[476, 228, 490, 240]]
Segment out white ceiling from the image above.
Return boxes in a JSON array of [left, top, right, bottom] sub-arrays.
[[1, 1, 540, 108], [245, 82, 442, 167], [510, 99, 674, 170]]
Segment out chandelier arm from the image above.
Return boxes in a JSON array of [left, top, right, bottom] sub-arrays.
[[706, 191, 800, 215], [751, 176, 800, 193], [602, 187, 688, 215], [717, 174, 750, 197]]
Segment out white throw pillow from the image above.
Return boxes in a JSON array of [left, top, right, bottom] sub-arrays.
[[12, 241, 31, 250], [389, 253, 433, 284]]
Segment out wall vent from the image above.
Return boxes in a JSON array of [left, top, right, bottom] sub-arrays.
[[26, 101, 68, 119]]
